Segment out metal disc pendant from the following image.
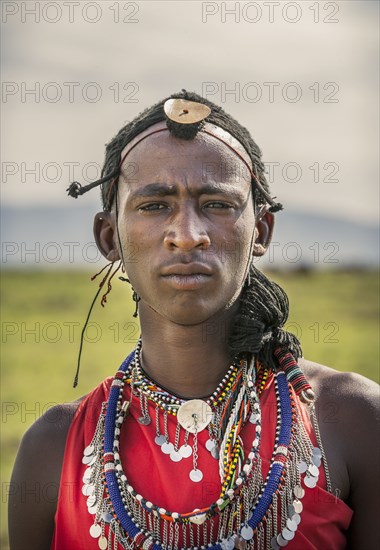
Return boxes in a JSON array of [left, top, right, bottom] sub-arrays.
[[177, 400, 212, 433], [312, 455, 322, 467], [287, 504, 295, 517], [155, 434, 166, 446], [179, 444, 192, 458], [293, 485, 305, 499], [87, 494, 96, 507], [211, 445, 220, 459], [282, 528, 295, 541], [189, 468, 203, 482], [84, 444, 94, 456], [240, 525, 254, 541], [102, 512, 113, 523], [250, 413, 259, 424], [293, 499, 303, 514], [276, 533, 288, 547], [271, 536, 280, 549], [88, 454, 97, 466], [312, 447, 322, 458], [82, 454, 93, 465], [98, 536, 107, 550], [83, 467, 93, 484], [308, 464, 319, 477], [304, 475, 317, 488], [292, 513, 301, 525], [89, 524, 102, 538], [205, 439, 215, 451], [170, 450, 182, 462], [222, 536, 236, 550], [161, 441, 174, 455], [286, 518, 297, 532], [88, 503, 98, 515], [82, 484, 94, 496], [138, 415, 151, 425], [298, 460, 307, 474]]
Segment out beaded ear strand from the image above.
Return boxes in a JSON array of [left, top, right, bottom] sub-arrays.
[[72, 261, 122, 388]]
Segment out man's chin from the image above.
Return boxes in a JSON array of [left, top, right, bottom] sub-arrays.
[[144, 297, 240, 328]]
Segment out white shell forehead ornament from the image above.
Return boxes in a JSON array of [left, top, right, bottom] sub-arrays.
[[164, 98, 212, 124]]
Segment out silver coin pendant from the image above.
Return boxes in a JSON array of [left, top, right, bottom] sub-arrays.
[[189, 469, 203, 482]]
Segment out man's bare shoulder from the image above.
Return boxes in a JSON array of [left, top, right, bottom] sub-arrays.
[[299, 357, 378, 399], [23, 398, 84, 446], [9, 398, 86, 549], [298, 357, 379, 454], [14, 398, 86, 485]]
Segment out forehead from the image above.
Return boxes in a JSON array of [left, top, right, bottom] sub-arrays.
[[118, 121, 252, 189]]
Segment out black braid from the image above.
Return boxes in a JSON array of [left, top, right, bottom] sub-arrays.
[[229, 264, 302, 368]]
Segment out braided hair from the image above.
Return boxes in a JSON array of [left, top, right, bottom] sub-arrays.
[[69, 90, 307, 389]]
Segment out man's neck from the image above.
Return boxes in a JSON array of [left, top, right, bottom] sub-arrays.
[[137, 303, 238, 399]]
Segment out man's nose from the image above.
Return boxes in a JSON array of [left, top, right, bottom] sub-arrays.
[[163, 205, 211, 251]]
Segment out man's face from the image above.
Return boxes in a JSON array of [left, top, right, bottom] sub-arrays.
[[106, 122, 260, 325]]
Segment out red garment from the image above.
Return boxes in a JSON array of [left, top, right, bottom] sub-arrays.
[[51, 374, 353, 549]]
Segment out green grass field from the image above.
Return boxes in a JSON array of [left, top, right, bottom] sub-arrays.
[[1, 269, 379, 548]]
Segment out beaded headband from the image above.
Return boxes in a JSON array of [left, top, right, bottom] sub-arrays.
[[67, 98, 282, 213]]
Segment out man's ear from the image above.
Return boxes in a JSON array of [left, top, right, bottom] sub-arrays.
[[252, 210, 274, 257], [93, 212, 120, 262]]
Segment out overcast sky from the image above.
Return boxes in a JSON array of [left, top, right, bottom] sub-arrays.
[[1, 0, 379, 226]]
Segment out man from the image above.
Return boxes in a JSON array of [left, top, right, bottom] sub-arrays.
[[9, 91, 379, 549]]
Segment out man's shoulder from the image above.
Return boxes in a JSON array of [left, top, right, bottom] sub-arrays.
[[299, 357, 379, 399], [20, 399, 84, 460], [298, 357, 379, 430]]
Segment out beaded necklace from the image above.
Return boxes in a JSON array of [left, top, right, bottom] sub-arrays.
[[130, 347, 244, 478], [82, 342, 327, 550]]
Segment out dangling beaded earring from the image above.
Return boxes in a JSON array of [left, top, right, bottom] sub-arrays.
[[119, 276, 141, 318], [72, 260, 122, 387], [132, 290, 140, 318]]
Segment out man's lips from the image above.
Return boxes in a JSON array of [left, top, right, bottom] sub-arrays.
[[160, 263, 213, 290], [160, 263, 213, 276]]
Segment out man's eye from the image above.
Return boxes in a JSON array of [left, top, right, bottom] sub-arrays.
[[138, 203, 166, 212], [205, 202, 233, 209]]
